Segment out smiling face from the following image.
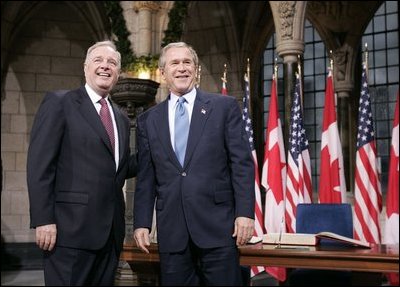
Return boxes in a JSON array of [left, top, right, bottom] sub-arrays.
[[160, 47, 197, 96], [84, 45, 120, 97]]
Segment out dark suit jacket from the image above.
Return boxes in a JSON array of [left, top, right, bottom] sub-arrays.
[[27, 87, 137, 254], [134, 89, 255, 253]]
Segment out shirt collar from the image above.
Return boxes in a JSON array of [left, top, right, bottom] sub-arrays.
[[170, 88, 196, 105], [85, 83, 109, 104]]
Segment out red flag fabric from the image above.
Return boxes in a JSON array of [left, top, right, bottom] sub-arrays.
[[285, 74, 313, 233], [384, 92, 399, 243], [242, 74, 265, 277], [384, 92, 399, 286], [261, 73, 287, 282], [221, 80, 227, 95], [319, 68, 347, 203], [353, 62, 382, 244]]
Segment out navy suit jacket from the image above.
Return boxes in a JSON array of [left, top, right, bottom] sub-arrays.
[[134, 89, 255, 253], [27, 87, 137, 254]]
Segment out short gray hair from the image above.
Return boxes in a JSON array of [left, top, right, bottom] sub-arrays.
[[159, 42, 198, 69], [85, 40, 121, 69]]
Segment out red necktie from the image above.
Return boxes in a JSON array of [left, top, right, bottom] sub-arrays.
[[99, 98, 115, 154]]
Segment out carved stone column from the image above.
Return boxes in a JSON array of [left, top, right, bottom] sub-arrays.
[[110, 78, 159, 241], [133, 1, 162, 56], [332, 46, 355, 193], [270, 1, 307, 147]]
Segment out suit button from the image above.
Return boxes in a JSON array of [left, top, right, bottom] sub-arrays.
[[181, 172, 187, 176]]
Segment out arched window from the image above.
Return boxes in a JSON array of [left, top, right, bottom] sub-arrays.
[[361, 1, 399, 194], [262, 1, 398, 197]]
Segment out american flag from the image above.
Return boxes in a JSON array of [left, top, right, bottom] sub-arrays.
[[285, 74, 312, 233], [319, 68, 347, 203], [242, 73, 264, 277], [384, 92, 399, 286], [261, 72, 287, 282], [353, 62, 382, 244]]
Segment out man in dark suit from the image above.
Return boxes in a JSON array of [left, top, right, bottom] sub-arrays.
[[133, 42, 255, 286], [27, 40, 137, 286]]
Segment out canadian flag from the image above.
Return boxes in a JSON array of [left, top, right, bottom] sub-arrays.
[[318, 68, 347, 203], [261, 73, 287, 282], [384, 92, 399, 286]]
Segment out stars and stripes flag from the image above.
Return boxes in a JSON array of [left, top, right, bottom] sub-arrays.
[[353, 62, 382, 244], [261, 71, 287, 282], [242, 73, 265, 277], [285, 73, 313, 233], [319, 67, 347, 203], [384, 92, 399, 286]]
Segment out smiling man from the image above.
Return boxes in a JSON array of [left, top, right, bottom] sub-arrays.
[[133, 42, 255, 286], [27, 40, 137, 286]]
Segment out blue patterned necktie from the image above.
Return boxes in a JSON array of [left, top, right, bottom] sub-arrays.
[[174, 97, 189, 166]]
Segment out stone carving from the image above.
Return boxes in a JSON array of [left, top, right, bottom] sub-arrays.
[[333, 48, 347, 81], [133, 1, 162, 12], [278, 1, 296, 40]]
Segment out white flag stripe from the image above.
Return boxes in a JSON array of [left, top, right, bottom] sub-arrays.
[[354, 184, 380, 242], [355, 146, 381, 209]]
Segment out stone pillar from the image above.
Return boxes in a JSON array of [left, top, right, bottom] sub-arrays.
[[281, 55, 298, 148], [333, 46, 355, 193], [110, 78, 160, 241], [270, 1, 306, 147], [133, 1, 162, 56]]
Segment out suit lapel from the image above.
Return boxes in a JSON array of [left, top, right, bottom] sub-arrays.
[[111, 101, 126, 165], [153, 100, 182, 168], [184, 91, 211, 167], [75, 87, 114, 156]]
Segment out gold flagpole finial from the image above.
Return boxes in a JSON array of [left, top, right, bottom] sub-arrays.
[[246, 58, 250, 79], [297, 54, 302, 76], [274, 57, 278, 78], [221, 63, 227, 83], [196, 65, 202, 88], [329, 50, 334, 72], [246, 58, 251, 88], [364, 43, 369, 77]]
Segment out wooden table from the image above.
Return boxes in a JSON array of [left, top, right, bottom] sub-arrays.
[[120, 242, 399, 285], [238, 243, 399, 273], [121, 242, 398, 273]]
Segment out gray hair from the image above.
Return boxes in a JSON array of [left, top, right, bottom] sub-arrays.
[[85, 40, 121, 69], [159, 42, 198, 69]]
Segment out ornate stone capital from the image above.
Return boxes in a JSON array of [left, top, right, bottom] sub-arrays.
[[133, 1, 162, 12], [278, 1, 296, 40]]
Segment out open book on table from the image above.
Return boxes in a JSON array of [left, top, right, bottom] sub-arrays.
[[259, 232, 371, 248]]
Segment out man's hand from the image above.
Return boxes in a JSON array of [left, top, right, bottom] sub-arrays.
[[36, 224, 57, 251], [133, 228, 151, 253], [232, 217, 255, 246]]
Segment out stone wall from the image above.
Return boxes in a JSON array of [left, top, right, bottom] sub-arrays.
[[1, 2, 94, 243]]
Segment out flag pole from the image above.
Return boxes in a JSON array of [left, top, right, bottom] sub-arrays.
[[246, 58, 252, 115], [297, 54, 303, 108], [196, 65, 202, 88], [221, 63, 227, 84], [330, 50, 336, 106], [364, 43, 368, 77]]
